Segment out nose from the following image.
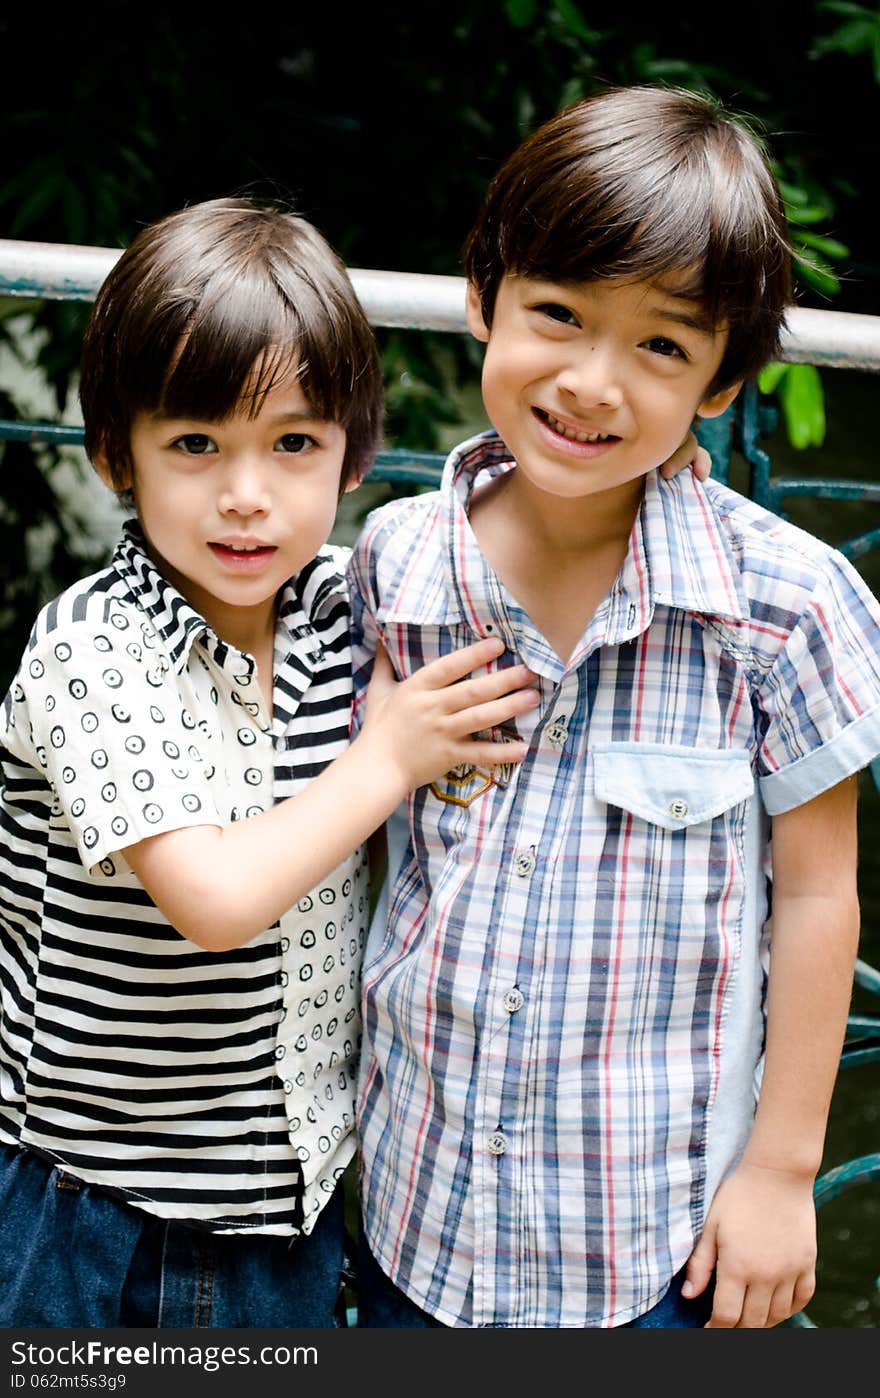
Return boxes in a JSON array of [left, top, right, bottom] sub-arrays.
[[217, 455, 271, 517], [556, 347, 624, 411]]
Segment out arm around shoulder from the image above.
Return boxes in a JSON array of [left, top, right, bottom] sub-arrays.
[[124, 637, 538, 950]]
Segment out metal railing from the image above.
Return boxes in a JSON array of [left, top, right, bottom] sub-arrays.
[[1, 238, 879, 1327]]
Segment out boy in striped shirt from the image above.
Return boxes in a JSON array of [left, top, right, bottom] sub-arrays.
[[0, 197, 542, 1326]]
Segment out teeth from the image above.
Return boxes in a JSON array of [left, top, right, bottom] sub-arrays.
[[228, 544, 261, 552], [544, 411, 611, 443]]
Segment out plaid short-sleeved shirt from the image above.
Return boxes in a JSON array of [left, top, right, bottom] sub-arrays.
[[348, 430, 880, 1327]]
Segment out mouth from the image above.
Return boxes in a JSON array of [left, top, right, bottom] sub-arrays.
[[533, 408, 619, 445], [208, 541, 277, 569]]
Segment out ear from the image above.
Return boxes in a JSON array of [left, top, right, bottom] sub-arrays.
[[465, 283, 490, 344], [342, 474, 361, 496], [696, 380, 742, 420]]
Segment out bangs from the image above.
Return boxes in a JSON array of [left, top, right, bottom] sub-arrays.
[[506, 142, 781, 331], [465, 87, 792, 387], [155, 263, 339, 426], [80, 197, 384, 494]]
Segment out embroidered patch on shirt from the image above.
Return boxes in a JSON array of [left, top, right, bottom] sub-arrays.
[[429, 723, 519, 807]]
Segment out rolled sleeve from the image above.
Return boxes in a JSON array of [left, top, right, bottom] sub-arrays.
[[755, 548, 880, 813]]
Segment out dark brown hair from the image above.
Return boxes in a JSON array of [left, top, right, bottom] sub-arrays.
[[80, 197, 383, 493], [463, 85, 793, 390]]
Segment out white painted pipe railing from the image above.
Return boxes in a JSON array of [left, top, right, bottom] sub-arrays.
[[2, 239, 880, 371]]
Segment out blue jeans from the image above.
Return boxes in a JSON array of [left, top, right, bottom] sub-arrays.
[[0, 1144, 346, 1327], [357, 1231, 713, 1328]]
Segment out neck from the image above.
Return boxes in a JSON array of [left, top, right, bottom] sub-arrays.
[[209, 602, 277, 661], [477, 471, 646, 556], [467, 470, 646, 666], [148, 546, 278, 660]]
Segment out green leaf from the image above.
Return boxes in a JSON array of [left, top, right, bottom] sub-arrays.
[[757, 362, 788, 395], [778, 364, 826, 449], [553, 0, 596, 42], [794, 229, 850, 260], [777, 179, 813, 206], [505, 0, 538, 27], [784, 203, 835, 226], [810, 1, 880, 66], [793, 256, 842, 298], [558, 76, 586, 109], [819, 1, 874, 14]]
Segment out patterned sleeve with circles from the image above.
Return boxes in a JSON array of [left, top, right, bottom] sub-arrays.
[[3, 610, 222, 874]]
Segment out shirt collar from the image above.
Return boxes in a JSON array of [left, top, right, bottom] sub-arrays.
[[442, 432, 515, 640], [111, 520, 349, 673], [608, 469, 751, 641], [439, 432, 749, 635]]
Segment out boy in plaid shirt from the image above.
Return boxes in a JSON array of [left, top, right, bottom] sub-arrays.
[[349, 86, 880, 1328]]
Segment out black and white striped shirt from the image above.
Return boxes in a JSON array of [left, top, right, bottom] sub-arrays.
[[0, 522, 365, 1234]]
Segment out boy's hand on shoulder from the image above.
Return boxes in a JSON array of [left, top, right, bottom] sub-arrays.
[[659, 427, 711, 482], [683, 1160, 817, 1327], [361, 637, 538, 794]]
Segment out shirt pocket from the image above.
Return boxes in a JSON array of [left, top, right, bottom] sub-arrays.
[[592, 741, 754, 829], [588, 742, 755, 1080]]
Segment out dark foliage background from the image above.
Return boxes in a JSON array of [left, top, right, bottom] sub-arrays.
[[1, 1, 879, 1328], [1, 5, 878, 628], [4, 3, 878, 290]]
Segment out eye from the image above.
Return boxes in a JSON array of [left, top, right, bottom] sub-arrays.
[[172, 434, 217, 454], [276, 433, 316, 454], [643, 337, 687, 360], [535, 302, 579, 326]]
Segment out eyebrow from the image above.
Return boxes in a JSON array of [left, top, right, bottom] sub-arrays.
[[651, 307, 717, 337], [152, 407, 326, 427], [260, 410, 326, 427], [530, 278, 718, 337]]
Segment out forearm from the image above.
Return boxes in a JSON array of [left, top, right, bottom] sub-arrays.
[[743, 777, 860, 1178], [126, 729, 407, 950], [686, 780, 859, 1326], [743, 887, 860, 1178]]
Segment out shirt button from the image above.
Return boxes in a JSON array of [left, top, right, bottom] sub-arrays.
[[280, 971, 289, 988], [283, 1079, 293, 1094], [280, 936, 290, 953], [487, 1132, 508, 1156], [502, 988, 524, 1013], [546, 720, 569, 750], [275, 1045, 286, 1060], [668, 798, 689, 819], [513, 849, 536, 877]]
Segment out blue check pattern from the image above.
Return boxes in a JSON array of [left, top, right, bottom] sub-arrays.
[[348, 431, 880, 1327]]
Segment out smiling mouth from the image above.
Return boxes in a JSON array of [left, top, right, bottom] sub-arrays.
[[534, 408, 618, 444]]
